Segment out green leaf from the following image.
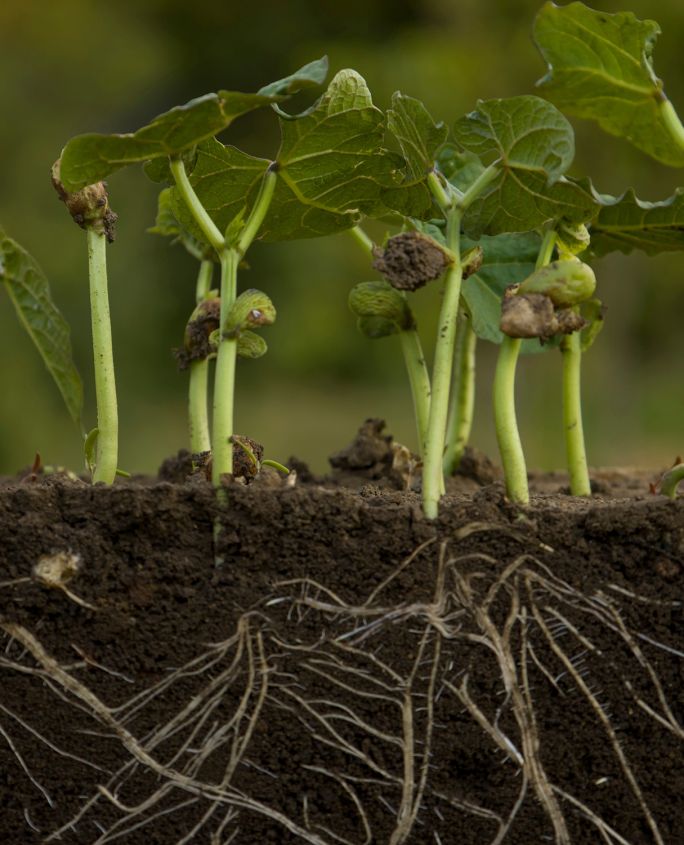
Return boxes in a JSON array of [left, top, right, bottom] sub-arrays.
[[437, 146, 486, 192], [462, 173, 599, 238], [382, 93, 448, 217], [237, 331, 268, 358], [0, 227, 83, 423], [462, 232, 545, 353], [59, 57, 329, 191], [452, 96, 598, 236], [170, 70, 400, 243], [534, 2, 684, 167], [454, 95, 575, 178], [149, 187, 212, 261], [588, 188, 684, 257]]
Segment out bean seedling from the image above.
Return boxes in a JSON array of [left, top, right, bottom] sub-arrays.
[[1, 1, 683, 518]]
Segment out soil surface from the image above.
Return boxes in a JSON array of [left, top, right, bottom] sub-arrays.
[[0, 421, 682, 844]]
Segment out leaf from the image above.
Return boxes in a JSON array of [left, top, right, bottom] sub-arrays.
[[437, 146, 485, 192], [382, 93, 448, 217], [237, 331, 268, 358], [534, 2, 684, 167], [454, 95, 575, 178], [59, 57, 329, 191], [170, 71, 401, 243], [148, 188, 211, 261], [0, 227, 83, 423], [461, 232, 546, 353], [453, 96, 598, 236], [588, 188, 684, 257], [462, 172, 600, 238]]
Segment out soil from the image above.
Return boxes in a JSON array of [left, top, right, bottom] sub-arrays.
[[0, 420, 681, 845]]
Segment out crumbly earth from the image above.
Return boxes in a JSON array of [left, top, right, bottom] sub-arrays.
[[0, 424, 681, 844]]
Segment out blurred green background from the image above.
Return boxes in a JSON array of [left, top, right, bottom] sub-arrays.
[[1, 0, 683, 476]]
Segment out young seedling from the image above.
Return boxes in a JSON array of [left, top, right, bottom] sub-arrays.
[[51, 162, 118, 483], [348, 278, 431, 457]]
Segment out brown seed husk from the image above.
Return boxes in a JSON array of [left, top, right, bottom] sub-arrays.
[[372, 232, 451, 291], [51, 159, 118, 242], [175, 298, 221, 370]]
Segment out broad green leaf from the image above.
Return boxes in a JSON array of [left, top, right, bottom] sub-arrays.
[[170, 71, 401, 242], [462, 172, 599, 238], [437, 146, 486, 192], [59, 57, 329, 191], [534, 2, 684, 167], [149, 187, 211, 261], [454, 95, 575, 179], [452, 96, 598, 235], [588, 188, 684, 257], [382, 93, 448, 217], [462, 232, 545, 352], [0, 227, 83, 423]]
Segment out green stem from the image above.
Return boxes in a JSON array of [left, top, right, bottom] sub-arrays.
[[348, 225, 374, 256], [399, 329, 431, 457], [492, 228, 556, 505], [456, 163, 501, 212], [189, 359, 211, 454], [212, 249, 239, 485], [195, 258, 213, 303], [443, 312, 476, 475], [660, 98, 684, 153], [427, 170, 455, 210], [422, 210, 463, 519], [211, 167, 278, 486], [561, 328, 591, 496], [236, 165, 278, 254], [659, 463, 684, 499], [493, 336, 527, 503], [169, 157, 225, 253], [87, 228, 118, 484]]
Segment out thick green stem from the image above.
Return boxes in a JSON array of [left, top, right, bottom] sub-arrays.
[[561, 329, 591, 496], [195, 258, 213, 303], [422, 211, 462, 519], [660, 98, 684, 153], [443, 312, 476, 475], [399, 329, 431, 457], [87, 228, 118, 484], [212, 249, 239, 485], [236, 165, 277, 254], [493, 336, 527, 503]]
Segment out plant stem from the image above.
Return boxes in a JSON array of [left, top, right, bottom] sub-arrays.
[[422, 210, 463, 519], [86, 228, 118, 484], [195, 258, 213, 303], [659, 462, 684, 499], [561, 327, 591, 496], [660, 98, 684, 153], [236, 164, 278, 254], [457, 163, 501, 212], [348, 224, 374, 256], [399, 328, 431, 456], [211, 166, 278, 485], [212, 249, 239, 485], [169, 157, 225, 253], [493, 336, 527, 503], [492, 229, 556, 505], [443, 312, 476, 475], [187, 260, 214, 454]]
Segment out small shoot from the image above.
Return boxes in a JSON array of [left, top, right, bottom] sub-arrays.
[[653, 458, 684, 500], [52, 160, 118, 484], [349, 278, 431, 458], [230, 434, 290, 481]]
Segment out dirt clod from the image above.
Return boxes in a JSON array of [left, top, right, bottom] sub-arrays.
[[372, 231, 451, 291]]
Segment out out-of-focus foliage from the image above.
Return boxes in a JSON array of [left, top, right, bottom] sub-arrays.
[[1, 0, 683, 474]]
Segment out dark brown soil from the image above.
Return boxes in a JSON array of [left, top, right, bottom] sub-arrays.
[[1, 423, 682, 844]]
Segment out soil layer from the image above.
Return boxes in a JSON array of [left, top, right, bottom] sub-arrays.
[[0, 426, 682, 844]]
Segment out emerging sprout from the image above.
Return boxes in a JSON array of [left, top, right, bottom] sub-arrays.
[[654, 459, 684, 499], [372, 231, 452, 291]]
